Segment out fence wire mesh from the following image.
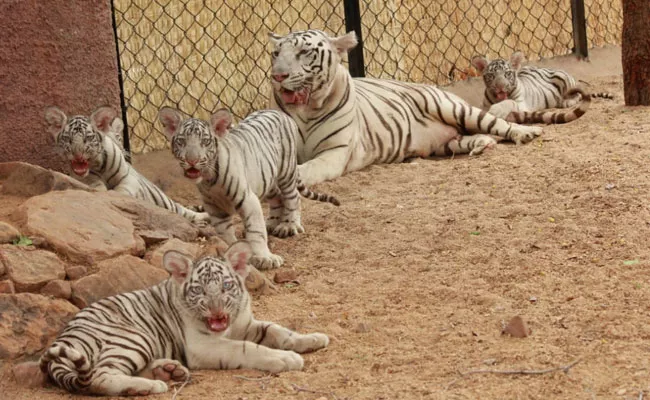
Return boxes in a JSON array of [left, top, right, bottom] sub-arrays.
[[113, 0, 623, 154]]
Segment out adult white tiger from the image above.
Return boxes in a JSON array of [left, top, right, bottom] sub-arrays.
[[471, 52, 609, 121], [40, 241, 329, 396], [44, 106, 210, 225], [158, 107, 340, 270], [267, 30, 549, 186]]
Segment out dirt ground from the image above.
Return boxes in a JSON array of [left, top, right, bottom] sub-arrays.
[[5, 46, 650, 400]]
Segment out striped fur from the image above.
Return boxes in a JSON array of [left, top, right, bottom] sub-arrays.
[[267, 30, 545, 186], [39, 241, 329, 396], [158, 107, 340, 270], [471, 52, 611, 121], [44, 106, 210, 225]]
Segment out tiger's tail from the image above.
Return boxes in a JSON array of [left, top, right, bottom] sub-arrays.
[[507, 88, 591, 125], [591, 92, 614, 100], [39, 344, 92, 392], [297, 183, 341, 206]]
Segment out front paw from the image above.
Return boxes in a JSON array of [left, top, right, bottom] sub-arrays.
[[511, 126, 543, 145], [293, 333, 330, 353], [270, 222, 305, 238], [250, 253, 284, 270], [261, 350, 304, 373]]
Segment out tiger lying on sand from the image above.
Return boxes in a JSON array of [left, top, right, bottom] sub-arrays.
[[40, 241, 329, 396]]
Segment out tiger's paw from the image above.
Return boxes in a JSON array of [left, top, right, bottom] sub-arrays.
[[468, 136, 497, 156], [250, 253, 284, 270], [270, 222, 305, 238], [510, 125, 543, 145], [120, 380, 168, 396], [292, 333, 330, 353], [259, 350, 304, 373], [150, 359, 190, 383]]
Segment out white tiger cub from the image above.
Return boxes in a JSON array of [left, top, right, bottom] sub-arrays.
[[268, 30, 547, 186], [40, 241, 329, 396], [158, 107, 340, 270], [44, 105, 210, 225], [471, 52, 608, 121]]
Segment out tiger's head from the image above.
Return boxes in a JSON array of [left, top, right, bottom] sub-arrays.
[[44, 106, 122, 177], [268, 29, 358, 109], [158, 107, 233, 184], [471, 52, 525, 102], [163, 241, 252, 334]]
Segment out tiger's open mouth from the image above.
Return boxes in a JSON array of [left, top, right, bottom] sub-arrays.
[[206, 312, 229, 332], [184, 167, 201, 180], [494, 90, 508, 101], [70, 159, 89, 176], [280, 88, 310, 105]]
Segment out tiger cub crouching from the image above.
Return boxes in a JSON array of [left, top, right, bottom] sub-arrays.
[[39, 240, 329, 396], [471, 52, 609, 122], [158, 107, 339, 270], [44, 105, 210, 225]]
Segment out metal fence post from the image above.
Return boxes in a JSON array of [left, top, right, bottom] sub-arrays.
[[570, 0, 589, 59], [110, 0, 131, 155], [343, 0, 366, 77]]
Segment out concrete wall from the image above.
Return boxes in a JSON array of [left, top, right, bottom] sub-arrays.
[[0, 0, 121, 171]]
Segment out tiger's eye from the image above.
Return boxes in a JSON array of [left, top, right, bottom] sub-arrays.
[[223, 281, 233, 290]]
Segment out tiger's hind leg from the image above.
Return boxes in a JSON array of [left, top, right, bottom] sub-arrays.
[[138, 359, 189, 383], [245, 319, 329, 354], [433, 134, 497, 157], [265, 187, 284, 233], [270, 180, 305, 239]]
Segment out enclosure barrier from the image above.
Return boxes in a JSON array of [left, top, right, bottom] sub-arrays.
[[112, 0, 622, 154]]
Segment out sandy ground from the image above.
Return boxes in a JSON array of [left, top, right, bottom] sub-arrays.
[[5, 46, 650, 400]]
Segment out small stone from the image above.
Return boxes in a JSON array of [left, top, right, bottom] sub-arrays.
[[40, 280, 72, 299], [0, 222, 20, 244], [502, 316, 531, 338], [273, 269, 299, 284], [0, 280, 15, 294], [12, 361, 47, 388], [616, 388, 627, 395], [353, 322, 371, 333], [529, 296, 538, 304], [605, 183, 616, 190], [197, 236, 230, 258], [246, 268, 277, 296], [65, 265, 88, 280], [483, 358, 498, 366]]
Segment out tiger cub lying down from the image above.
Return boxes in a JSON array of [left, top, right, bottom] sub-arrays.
[[40, 241, 329, 396], [471, 52, 612, 122], [158, 107, 340, 270], [44, 105, 210, 225]]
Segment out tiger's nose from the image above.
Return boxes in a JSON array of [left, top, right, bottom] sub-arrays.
[[187, 158, 199, 166], [272, 73, 289, 82]]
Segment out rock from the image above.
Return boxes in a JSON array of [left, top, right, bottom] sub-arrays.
[[12, 361, 47, 388], [0, 293, 79, 359], [502, 315, 531, 338], [137, 230, 171, 246], [146, 238, 201, 269], [197, 236, 229, 258], [0, 222, 20, 244], [246, 268, 277, 296], [40, 280, 71, 299], [0, 162, 91, 197], [353, 322, 371, 333], [17, 190, 200, 264], [0, 246, 66, 292], [71, 255, 169, 308], [273, 269, 300, 284], [0, 280, 15, 294], [65, 265, 88, 280]]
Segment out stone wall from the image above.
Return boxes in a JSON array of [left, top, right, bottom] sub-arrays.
[[0, 1, 121, 171]]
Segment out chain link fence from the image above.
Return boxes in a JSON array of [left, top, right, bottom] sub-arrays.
[[113, 0, 623, 154]]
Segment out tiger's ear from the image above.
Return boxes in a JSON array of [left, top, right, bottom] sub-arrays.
[[90, 106, 118, 135], [210, 108, 232, 138], [110, 117, 124, 134], [162, 250, 194, 284], [330, 31, 358, 54], [471, 56, 489, 73], [268, 32, 283, 45], [158, 107, 183, 140], [224, 241, 252, 277], [509, 52, 525, 71], [44, 106, 67, 140]]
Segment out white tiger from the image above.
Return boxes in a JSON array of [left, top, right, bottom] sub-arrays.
[[40, 240, 329, 396], [471, 52, 609, 121], [158, 107, 340, 270], [266, 30, 578, 186], [44, 105, 210, 225]]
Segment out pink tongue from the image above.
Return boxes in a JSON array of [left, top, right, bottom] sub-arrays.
[[71, 161, 88, 176], [185, 168, 201, 179], [496, 92, 508, 101], [282, 90, 299, 104], [208, 317, 228, 332]]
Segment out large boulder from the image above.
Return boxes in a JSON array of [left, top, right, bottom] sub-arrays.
[[0, 293, 79, 359], [16, 190, 200, 265], [0, 246, 66, 292], [70, 255, 169, 308], [0, 162, 91, 197], [146, 238, 201, 269], [0, 222, 20, 245]]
